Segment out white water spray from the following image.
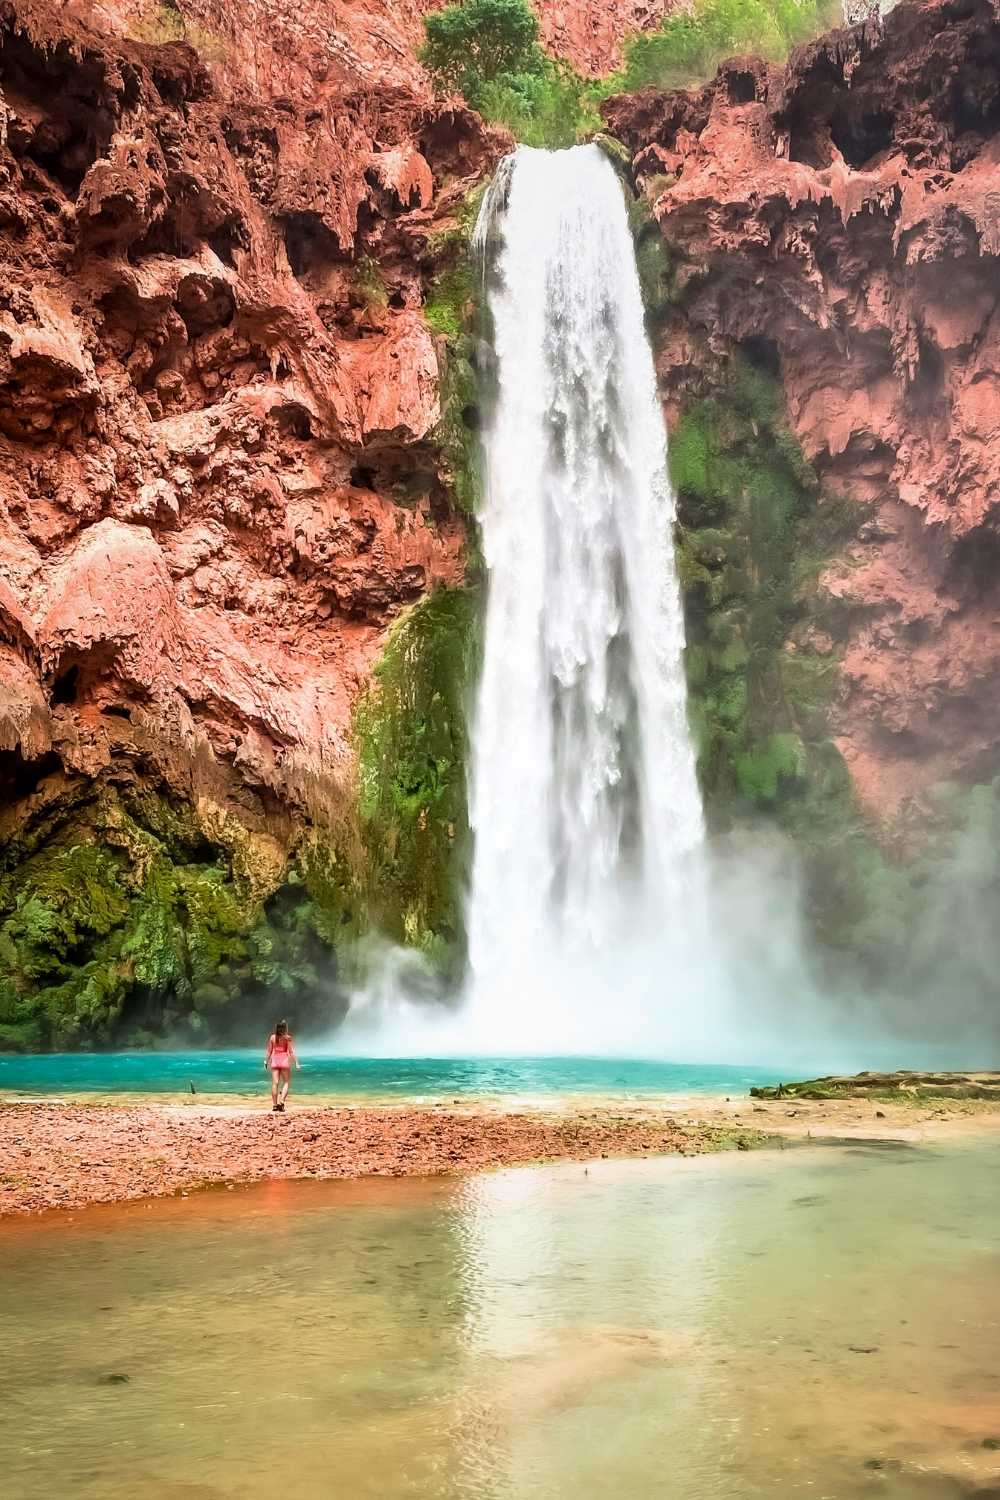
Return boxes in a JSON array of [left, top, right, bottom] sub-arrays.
[[332, 145, 974, 1071], [458, 144, 706, 1052]]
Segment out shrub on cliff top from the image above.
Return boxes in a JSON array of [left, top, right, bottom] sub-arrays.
[[420, 0, 598, 148], [615, 0, 841, 93], [420, 0, 543, 100]]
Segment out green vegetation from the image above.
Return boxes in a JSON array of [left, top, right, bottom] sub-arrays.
[[420, 0, 542, 97], [671, 354, 857, 826], [356, 255, 389, 311], [626, 194, 678, 328], [131, 0, 227, 59], [0, 788, 361, 1051], [671, 358, 1000, 990], [474, 64, 601, 149], [0, 579, 482, 1049], [420, 0, 598, 149], [424, 185, 489, 523], [751, 1073, 1000, 1102], [832, 776, 1000, 990], [613, 0, 841, 93], [420, 0, 841, 150], [669, 354, 896, 960], [354, 588, 480, 976]]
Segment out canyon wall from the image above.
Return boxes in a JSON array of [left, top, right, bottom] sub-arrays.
[[0, 0, 499, 1045], [2, 0, 1000, 1046], [604, 0, 1000, 831]]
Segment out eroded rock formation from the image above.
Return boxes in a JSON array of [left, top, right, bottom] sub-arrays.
[[0, 0, 499, 1044], [4, 0, 1000, 1046], [603, 0, 1000, 824]]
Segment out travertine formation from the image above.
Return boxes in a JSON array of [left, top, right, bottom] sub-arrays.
[[603, 0, 1000, 821], [0, 0, 497, 854]]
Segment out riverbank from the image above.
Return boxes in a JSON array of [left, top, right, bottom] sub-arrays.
[[0, 1102, 752, 1216], [3, 1091, 999, 1216]]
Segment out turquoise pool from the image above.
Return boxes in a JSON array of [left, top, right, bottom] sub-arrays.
[[0, 1051, 792, 1099]]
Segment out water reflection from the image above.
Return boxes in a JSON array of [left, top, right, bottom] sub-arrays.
[[1, 1146, 998, 1498], [448, 1149, 1000, 1498]]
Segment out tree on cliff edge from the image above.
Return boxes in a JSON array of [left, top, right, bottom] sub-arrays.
[[420, 0, 544, 104]]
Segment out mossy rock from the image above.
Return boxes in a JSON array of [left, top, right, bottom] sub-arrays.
[[353, 586, 480, 976]]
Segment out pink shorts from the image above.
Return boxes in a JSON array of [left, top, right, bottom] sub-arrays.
[[271, 1053, 290, 1070]]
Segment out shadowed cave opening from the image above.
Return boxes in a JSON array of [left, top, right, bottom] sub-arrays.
[[0, 748, 61, 802], [830, 105, 895, 168], [727, 70, 758, 105], [283, 213, 343, 279], [51, 664, 80, 706]]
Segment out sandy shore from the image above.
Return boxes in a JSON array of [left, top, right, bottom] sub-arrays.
[[2, 1089, 999, 1217]]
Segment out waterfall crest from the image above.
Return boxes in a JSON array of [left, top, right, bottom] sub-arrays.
[[462, 144, 706, 1052]]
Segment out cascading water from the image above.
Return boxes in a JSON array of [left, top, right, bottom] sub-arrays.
[[335, 144, 861, 1066], [460, 144, 707, 1054]]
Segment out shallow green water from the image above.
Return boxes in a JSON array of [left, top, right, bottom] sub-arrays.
[[2, 1142, 999, 1499]]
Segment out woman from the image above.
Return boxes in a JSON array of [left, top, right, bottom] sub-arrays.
[[265, 1019, 299, 1112]]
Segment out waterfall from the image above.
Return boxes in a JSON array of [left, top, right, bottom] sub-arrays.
[[336, 142, 842, 1066], [462, 144, 706, 1054]]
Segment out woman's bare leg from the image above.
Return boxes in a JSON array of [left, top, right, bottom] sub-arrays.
[[279, 1068, 290, 1107], [271, 1068, 280, 1108]]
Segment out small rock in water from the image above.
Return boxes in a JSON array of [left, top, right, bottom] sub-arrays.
[[849, 1345, 879, 1354], [100, 1373, 130, 1385], [876, 1109, 886, 1118], [982, 1437, 1000, 1450]]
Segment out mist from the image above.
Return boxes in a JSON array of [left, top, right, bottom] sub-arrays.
[[322, 814, 1000, 1071], [319, 144, 1000, 1077]]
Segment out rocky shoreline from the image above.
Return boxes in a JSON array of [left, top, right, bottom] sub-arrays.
[[750, 1070, 1000, 1100], [0, 1100, 756, 1216], [2, 1089, 999, 1217]]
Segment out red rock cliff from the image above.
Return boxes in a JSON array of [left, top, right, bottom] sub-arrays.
[[603, 0, 1000, 826], [0, 0, 502, 850]]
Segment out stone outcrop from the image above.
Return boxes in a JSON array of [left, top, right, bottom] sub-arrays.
[[534, 0, 674, 76], [603, 0, 1000, 824], [0, 0, 503, 1044], [0, 0, 496, 829]]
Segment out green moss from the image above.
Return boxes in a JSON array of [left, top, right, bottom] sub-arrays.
[[424, 260, 473, 343], [353, 587, 480, 973], [593, 131, 632, 175], [0, 791, 309, 1049], [0, 597, 484, 1050], [627, 195, 678, 328], [423, 185, 489, 528], [356, 255, 389, 310], [672, 356, 841, 818], [0, 843, 133, 1046], [667, 356, 1000, 979]]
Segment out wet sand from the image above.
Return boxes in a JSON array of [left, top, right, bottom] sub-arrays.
[[3, 1089, 999, 1216]]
